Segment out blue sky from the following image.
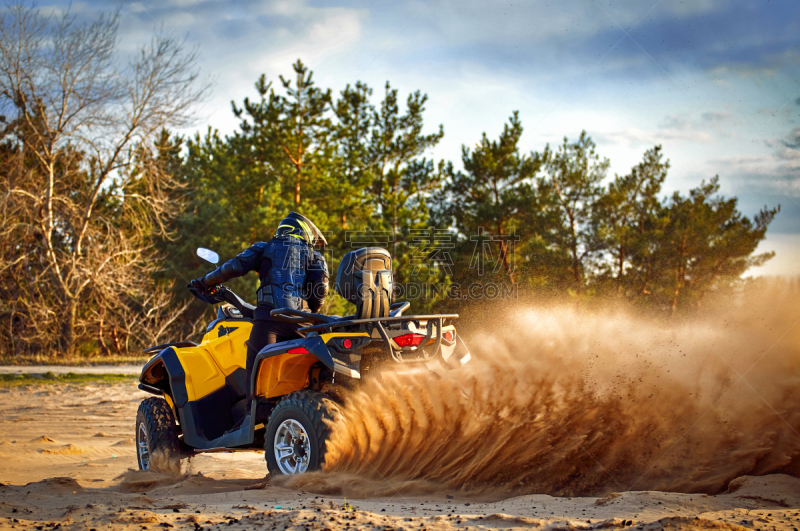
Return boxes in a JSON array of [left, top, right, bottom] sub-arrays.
[[44, 0, 800, 275]]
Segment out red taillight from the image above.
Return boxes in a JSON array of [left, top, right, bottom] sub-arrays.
[[394, 333, 425, 347], [342, 338, 352, 349], [287, 347, 308, 354], [444, 331, 454, 342]]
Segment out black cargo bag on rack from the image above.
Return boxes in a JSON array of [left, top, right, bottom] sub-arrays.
[[335, 247, 393, 319]]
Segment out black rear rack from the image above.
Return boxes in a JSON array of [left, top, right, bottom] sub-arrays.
[[296, 313, 459, 333], [270, 308, 459, 363]]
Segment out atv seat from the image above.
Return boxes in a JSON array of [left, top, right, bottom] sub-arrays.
[[335, 247, 393, 320], [269, 308, 341, 324]]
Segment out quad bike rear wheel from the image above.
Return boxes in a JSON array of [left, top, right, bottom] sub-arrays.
[[135, 397, 181, 474], [265, 390, 339, 476]]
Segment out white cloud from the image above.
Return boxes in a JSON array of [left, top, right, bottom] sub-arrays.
[[700, 111, 732, 125], [708, 146, 800, 199], [597, 112, 726, 148]]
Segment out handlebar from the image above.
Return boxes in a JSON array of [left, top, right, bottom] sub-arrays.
[[188, 283, 255, 320], [219, 287, 255, 319]]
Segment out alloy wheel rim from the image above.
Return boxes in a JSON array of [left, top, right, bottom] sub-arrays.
[[137, 422, 150, 470], [274, 419, 311, 474]]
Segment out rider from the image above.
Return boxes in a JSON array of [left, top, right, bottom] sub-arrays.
[[189, 212, 329, 428]]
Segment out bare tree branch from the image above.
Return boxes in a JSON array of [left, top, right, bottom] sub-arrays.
[[0, 1, 207, 356]]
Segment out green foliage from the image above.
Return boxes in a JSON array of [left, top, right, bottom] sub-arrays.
[[435, 112, 542, 285], [130, 61, 784, 338], [364, 82, 447, 311], [0, 19, 784, 360], [655, 178, 778, 312], [159, 61, 448, 320], [432, 113, 777, 313], [541, 132, 610, 292], [593, 145, 669, 297]]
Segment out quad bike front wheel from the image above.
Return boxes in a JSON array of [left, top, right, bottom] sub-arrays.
[[265, 390, 339, 476], [135, 397, 181, 474]]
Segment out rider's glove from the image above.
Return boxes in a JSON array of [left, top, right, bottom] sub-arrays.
[[188, 277, 209, 292]]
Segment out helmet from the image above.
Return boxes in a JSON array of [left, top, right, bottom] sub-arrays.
[[275, 212, 327, 246]]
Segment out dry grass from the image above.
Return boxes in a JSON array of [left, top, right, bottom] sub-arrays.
[[0, 372, 138, 387], [0, 354, 149, 366]]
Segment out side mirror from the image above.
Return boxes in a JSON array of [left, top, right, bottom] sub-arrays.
[[196, 247, 219, 266]]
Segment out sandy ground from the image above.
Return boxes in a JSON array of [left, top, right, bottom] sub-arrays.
[[0, 365, 142, 375], [0, 382, 798, 531]]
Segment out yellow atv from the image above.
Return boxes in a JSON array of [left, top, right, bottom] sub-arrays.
[[136, 247, 470, 476]]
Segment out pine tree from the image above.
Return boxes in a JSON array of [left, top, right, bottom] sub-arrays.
[[436, 112, 543, 285], [368, 83, 444, 263], [540, 132, 609, 293], [355, 82, 446, 310], [656, 178, 778, 313], [331, 81, 375, 233], [594, 146, 669, 297]]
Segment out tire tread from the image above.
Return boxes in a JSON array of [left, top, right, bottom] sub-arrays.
[[265, 390, 339, 475], [136, 397, 180, 472]]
